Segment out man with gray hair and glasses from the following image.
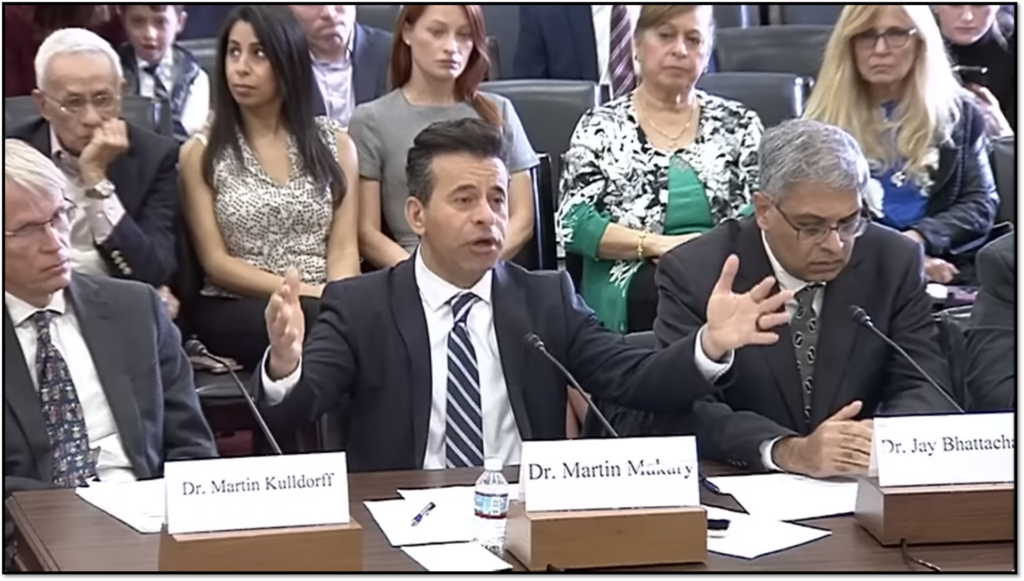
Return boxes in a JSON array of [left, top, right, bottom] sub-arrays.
[[3, 140, 216, 566], [649, 118, 959, 479]]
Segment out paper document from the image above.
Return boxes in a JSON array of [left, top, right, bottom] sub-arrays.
[[403, 542, 513, 572], [397, 484, 520, 507], [704, 505, 830, 559], [708, 473, 858, 522], [364, 498, 475, 547], [75, 478, 166, 533]]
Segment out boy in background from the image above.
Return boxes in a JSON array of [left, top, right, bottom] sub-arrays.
[[117, 5, 209, 142]]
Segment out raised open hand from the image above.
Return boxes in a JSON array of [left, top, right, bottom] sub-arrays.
[[265, 267, 305, 379], [702, 255, 794, 360]]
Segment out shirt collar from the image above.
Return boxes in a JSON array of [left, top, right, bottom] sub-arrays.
[[137, 49, 175, 74], [760, 231, 819, 294], [310, 34, 354, 67], [49, 125, 68, 160], [4, 290, 68, 328], [415, 250, 493, 314]]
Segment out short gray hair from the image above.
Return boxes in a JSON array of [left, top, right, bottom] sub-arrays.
[[4, 139, 67, 199], [759, 118, 870, 203], [34, 28, 123, 91]]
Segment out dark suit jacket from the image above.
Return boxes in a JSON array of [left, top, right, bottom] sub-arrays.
[[311, 24, 392, 117], [648, 218, 959, 471], [4, 274, 216, 553], [7, 119, 180, 287], [513, 5, 716, 81], [966, 231, 1015, 411], [914, 99, 1000, 268], [260, 259, 723, 473]]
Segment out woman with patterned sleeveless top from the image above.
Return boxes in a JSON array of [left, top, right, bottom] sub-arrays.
[[557, 5, 763, 334], [179, 6, 360, 371]]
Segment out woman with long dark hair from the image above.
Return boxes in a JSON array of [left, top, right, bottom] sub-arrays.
[[179, 5, 360, 370], [350, 4, 539, 269], [4, 4, 126, 97]]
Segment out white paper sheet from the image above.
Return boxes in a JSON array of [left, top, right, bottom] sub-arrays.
[[708, 473, 858, 522], [402, 542, 513, 572], [75, 478, 166, 533], [364, 498, 476, 547], [397, 484, 520, 508], [704, 505, 831, 559]]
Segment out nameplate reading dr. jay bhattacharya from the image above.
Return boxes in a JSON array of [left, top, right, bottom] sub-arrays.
[[181, 472, 338, 496], [879, 434, 1015, 457], [528, 459, 693, 481]]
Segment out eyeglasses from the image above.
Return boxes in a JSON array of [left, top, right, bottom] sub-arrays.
[[852, 27, 918, 50], [4, 201, 78, 240], [38, 90, 121, 116], [772, 201, 869, 244]]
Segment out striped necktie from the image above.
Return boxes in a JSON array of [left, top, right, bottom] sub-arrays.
[[445, 293, 484, 468], [609, 5, 637, 98]]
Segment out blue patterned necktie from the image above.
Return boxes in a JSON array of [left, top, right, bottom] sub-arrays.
[[445, 293, 484, 468], [31, 310, 96, 487], [791, 284, 823, 426]]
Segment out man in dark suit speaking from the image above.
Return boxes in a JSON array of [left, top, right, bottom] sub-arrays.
[[654, 119, 959, 479], [3, 140, 217, 564], [258, 118, 790, 473]]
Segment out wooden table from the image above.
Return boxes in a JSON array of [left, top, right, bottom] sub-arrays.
[[7, 466, 1014, 572]]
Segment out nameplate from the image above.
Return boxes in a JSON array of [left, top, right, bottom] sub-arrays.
[[874, 413, 1015, 487], [164, 452, 350, 534], [519, 437, 699, 512]]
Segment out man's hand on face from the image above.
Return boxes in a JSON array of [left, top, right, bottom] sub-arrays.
[[79, 119, 129, 188]]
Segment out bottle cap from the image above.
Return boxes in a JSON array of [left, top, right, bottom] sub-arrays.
[[484, 457, 503, 472]]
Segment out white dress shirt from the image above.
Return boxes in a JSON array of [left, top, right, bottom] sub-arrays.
[[137, 51, 211, 138], [692, 233, 824, 471], [50, 127, 120, 277], [5, 291, 136, 483], [591, 5, 642, 86], [311, 47, 355, 128], [263, 252, 523, 469]]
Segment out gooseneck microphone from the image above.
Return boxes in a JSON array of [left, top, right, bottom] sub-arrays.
[[848, 306, 964, 413], [185, 339, 283, 455], [523, 333, 724, 495]]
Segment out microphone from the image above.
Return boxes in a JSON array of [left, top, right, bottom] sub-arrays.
[[185, 339, 283, 455], [848, 306, 964, 413], [523, 333, 723, 495]]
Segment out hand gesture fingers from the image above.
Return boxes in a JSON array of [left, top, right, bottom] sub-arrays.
[[284, 266, 301, 305], [757, 311, 791, 331], [757, 287, 794, 314], [712, 255, 740, 296], [826, 400, 863, 423]]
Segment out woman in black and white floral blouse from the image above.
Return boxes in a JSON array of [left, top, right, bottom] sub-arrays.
[[557, 4, 763, 333]]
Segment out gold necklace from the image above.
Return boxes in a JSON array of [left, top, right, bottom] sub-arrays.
[[637, 94, 698, 144]]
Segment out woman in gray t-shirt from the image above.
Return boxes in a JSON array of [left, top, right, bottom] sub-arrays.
[[348, 4, 539, 269]]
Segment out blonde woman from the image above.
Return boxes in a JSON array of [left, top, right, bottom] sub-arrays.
[[805, 4, 998, 285]]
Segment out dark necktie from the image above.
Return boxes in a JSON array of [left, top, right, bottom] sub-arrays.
[[609, 5, 637, 98], [791, 284, 823, 426], [445, 293, 484, 468], [32, 310, 96, 487], [144, 63, 170, 128]]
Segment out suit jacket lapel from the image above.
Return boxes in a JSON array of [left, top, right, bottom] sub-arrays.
[[67, 275, 146, 476], [352, 25, 381, 104], [735, 221, 804, 429], [3, 308, 53, 481], [390, 260, 433, 464], [565, 5, 599, 81], [810, 253, 865, 423], [27, 121, 52, 159], [491, 263, 534, 441]]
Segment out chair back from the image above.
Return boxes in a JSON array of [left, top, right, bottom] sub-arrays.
[[714, 4, 762, 28], [4, 95, 172, 137], [179, 37, 219, 76], [776, 4, 845, 25], [932, 306, 974, 411], [530, 153, 558, 270], [485, 36, 502, 80], [355, 4, 402, 32], [696, 72, 809, 128], [991, 136, 1015, 226], [481, 4, 521, 82], [714, 25, 834, 84]]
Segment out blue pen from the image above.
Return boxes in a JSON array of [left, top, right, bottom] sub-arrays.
[[700, 474, 723, 495], [410, 501, 436, 527]]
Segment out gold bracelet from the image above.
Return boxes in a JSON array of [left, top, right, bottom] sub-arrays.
[[637, 232, 648, 261]]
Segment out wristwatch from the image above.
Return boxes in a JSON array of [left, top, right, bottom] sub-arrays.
[[85, 179, 116, 200]]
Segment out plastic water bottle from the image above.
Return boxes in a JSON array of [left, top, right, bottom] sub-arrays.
[[473, 457, 510, 553]]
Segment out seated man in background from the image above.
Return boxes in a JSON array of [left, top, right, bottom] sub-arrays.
[[965, 231, 1015, 411], [6, 28, 182, 318], [258, 118, 790, 472], [652, 119, 960, 478], [289, 4, 392, 128], [3, 140, 217, 562]]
